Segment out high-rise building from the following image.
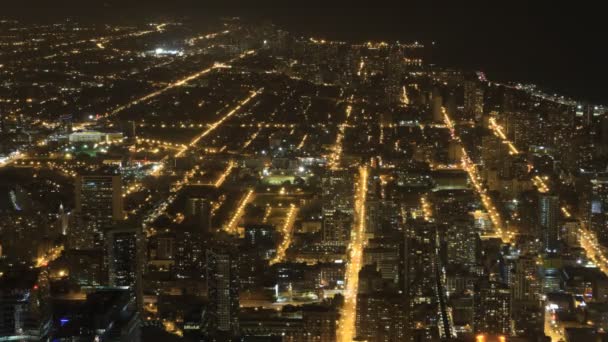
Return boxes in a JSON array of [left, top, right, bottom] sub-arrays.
[[538, 193, 560, 253], [403, 219, 441, 340], [403, 220, 437, 297], [185, 197, 212, 234], [48, 289, 141, 341], [322, 170, 354, 215], [0, 269, 51, 340], [384, 46, 404, 106], [432, 93, 443, 123], [445, 219, 478, 267], [464, 80, 484, 121], [511, 255, 540, 302], [589, 177, 608, 245], [321, 170, 354, 246], [175, 227, 204, 278], [72, 169, 123, 249], [106, 226, 137, 287], [322, 210, 352, 246], [474, 281, 511, 335], [58, 203, 69, 235], [206, 247, 239, 338], [302, 305, 338, 342], [356, 292, 406, 341]]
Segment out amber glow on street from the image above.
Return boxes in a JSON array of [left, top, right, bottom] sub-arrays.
[[269, 204, 298, 265], [338, 166, 368, 342]]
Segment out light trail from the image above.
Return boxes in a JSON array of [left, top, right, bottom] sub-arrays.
[[175, 89, 261, 157], [269, 204, 298, 265], [104, 50, 256, 119], [223, 189, 255, 235], [338, 166, 368, 342]]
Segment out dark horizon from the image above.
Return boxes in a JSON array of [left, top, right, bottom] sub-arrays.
[[4, 0, 607, 104]]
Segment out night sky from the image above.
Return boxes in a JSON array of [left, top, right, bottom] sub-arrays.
[[7, 0, 607, 104]]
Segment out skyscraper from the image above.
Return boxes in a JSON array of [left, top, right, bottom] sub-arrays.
[[321, 170, 354, 215], [538, 193, 560, 253], [474, 281, 511, 336], [403, 219, 439, 341], [445, 219, 478, 267], [322, 170, 354, 246], [72, 168, 123, 249], [589, 177, 608, 245], [464, 80, 484, 121], [322, 210, 352, 246], [432, 92, 443, 123], [511, 255, 540, 302], [106, 226, 137, 287], [206, 247, 239, 338], [185, 197, 213, 234]]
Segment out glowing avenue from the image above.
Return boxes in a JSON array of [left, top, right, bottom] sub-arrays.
[[224, 189, 255, 235], [338, 166, 368, 342], [269, 204, 298, 265]]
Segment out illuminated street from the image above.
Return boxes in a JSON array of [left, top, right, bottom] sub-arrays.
[[224, 189, 255, 235], [328, 102, 353, 170], [338, 166, 368, 342], [269, 204, 298, 265]]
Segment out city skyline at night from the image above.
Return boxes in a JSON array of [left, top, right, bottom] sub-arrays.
[[1, 5, 608, 342]]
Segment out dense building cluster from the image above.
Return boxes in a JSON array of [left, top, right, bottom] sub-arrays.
[[1, 16, 608, 342]]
